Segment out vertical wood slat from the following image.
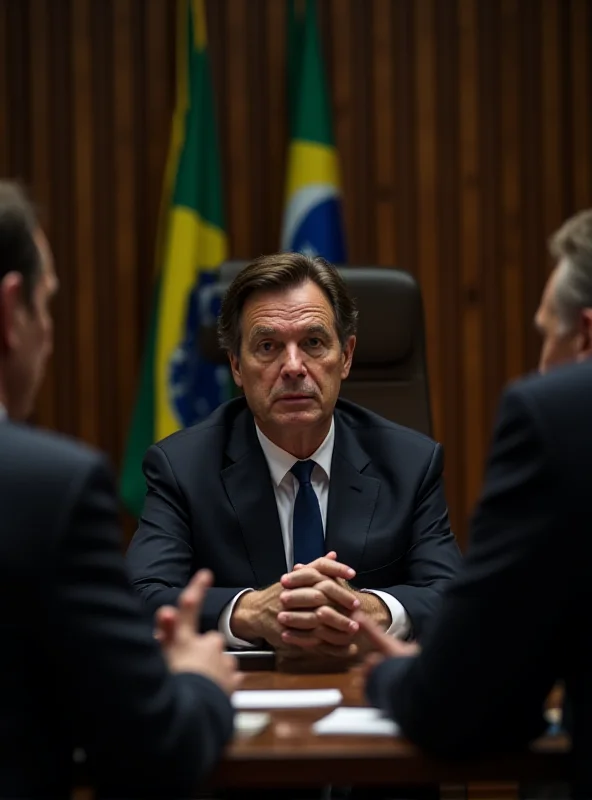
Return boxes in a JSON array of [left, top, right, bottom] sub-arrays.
[[571, 0, 591, 213], [351, 0, 373, 263], [415, 0, 443, 443], [91, 0, 116, 460], [49, 0, 76, 438], [541, 0, 565, 260], [458, 0, 484, 523], [500, 0, 524, 383], [371, 0, 396, 266], [4, 0, 592, 549], [520, 0, 544, 372], [112, 0, 138, 466], [478, 0, 503, 457], [28, 0, 56, 431], [264, 0, 288, 253], [435, 0, 462, 534], [6, 1, 30, 181], [330, 0, 354, 260], [0, 0, 9, 174], [71, 0, 99, 445], [248, 1, 266, 256], [394, 0, 417, 286]]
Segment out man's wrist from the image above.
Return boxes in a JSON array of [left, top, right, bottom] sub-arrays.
[[354, 590, 391, 630], [230, 590, 261, 642]]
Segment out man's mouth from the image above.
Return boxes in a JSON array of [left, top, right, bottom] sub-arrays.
[[275, 393, 314, 402]]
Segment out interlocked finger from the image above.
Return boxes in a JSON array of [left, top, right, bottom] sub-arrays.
[[277, 610, 318, 630], [315, 579, 360, 611], [316, 604, 359, 634]]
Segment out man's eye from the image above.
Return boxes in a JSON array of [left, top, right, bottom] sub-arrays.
[[307, 338, 322, 348], [259, 341, 274, 353]]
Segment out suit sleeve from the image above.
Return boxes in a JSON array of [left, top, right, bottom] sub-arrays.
[[380, 443, 462, 639], [366, 387, 562, 755], [126, 444, 243, 631], [50, 456, 234, 796]]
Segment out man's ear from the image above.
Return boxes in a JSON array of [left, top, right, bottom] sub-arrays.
[[228, 352, 243, 388], [0, 272, 26, 353], [340, 335, 356, 380], [577, 308, 592, 362]]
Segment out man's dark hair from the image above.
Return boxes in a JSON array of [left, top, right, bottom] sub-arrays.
[[0, 181, 41, 305], [217, 252, 358, 356]]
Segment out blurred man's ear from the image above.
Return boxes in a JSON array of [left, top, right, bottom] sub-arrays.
[[577, 308, 592, 362], [0, 273, 26, 354]]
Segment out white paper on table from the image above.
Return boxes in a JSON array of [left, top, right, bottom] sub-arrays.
[[313, 706, 400, 736], [234, 712, 271, 736], [224, 650, 275, 657], [231, 688, 342, 710]]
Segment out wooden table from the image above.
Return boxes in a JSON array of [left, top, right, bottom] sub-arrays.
[[209, 671, 570, 791]]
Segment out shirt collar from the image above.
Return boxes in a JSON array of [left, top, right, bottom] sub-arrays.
[[0, 403, 6, 421], [255, 417, 335, 487]]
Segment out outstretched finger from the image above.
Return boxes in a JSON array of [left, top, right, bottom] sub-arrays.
[[154, 605, 177, 644], [352, 610, 403, 657], [176, 569, 214, 638]]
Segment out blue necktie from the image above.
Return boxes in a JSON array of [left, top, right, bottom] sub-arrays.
[[290, 459, 325, 565]]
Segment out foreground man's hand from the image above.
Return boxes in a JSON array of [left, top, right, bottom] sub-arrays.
[[353, 608, 420, 680], [155, 569, 241, 696]]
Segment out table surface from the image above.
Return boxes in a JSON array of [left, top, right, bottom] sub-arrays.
[[208, 671, 570, 789]]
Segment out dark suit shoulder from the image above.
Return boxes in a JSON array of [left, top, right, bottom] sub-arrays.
[[0, 423, 114, 580], [494, 361, 592, 518], [335, 397, 439, 454], [506, 360, 592, 418], [498, 362, 592, 467], [0, 421, 108, 480]]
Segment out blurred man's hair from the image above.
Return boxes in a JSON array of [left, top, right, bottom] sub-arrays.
[[0, 181, 40, 306], [549, 209, 592, 334]]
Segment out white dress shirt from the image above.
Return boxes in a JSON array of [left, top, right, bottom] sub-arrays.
[[219, 418, 411, 647]]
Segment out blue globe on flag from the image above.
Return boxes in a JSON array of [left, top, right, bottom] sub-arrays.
[[281, 184, 346, 264], [168, 270, 233, 428]]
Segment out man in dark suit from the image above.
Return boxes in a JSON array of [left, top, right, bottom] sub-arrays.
[[357, 209, 592, 798], [0, 181, 239, 798], [127, 252, 461, 663]]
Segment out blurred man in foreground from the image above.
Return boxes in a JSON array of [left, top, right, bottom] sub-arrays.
[[0, 181, 239, 799], [357, 210, 592, 798]]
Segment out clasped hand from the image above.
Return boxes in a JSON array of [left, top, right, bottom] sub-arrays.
[[277, 551, 361, 656]]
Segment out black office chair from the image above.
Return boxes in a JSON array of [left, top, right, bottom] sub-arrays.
[[200, 261, 433, 437]]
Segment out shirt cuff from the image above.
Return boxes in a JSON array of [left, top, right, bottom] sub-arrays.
[[218, 588, 259, 649], [361, 589, 412, 639]]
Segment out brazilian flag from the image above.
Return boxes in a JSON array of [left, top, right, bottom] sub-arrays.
[[120, 0, 232, 517], [281, 0, 347, 261]]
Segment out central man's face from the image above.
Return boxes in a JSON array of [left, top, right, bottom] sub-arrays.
[[229, 280, 355, 438]]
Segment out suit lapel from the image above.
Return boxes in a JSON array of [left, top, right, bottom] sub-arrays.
[[325, 413, 380, 572], [221, 410, 288, 585]]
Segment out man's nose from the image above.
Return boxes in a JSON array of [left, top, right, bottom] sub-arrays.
[[280, 344, 307, 378]]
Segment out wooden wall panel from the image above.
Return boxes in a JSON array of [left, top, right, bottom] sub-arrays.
[[2, 0, 592, 547]]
